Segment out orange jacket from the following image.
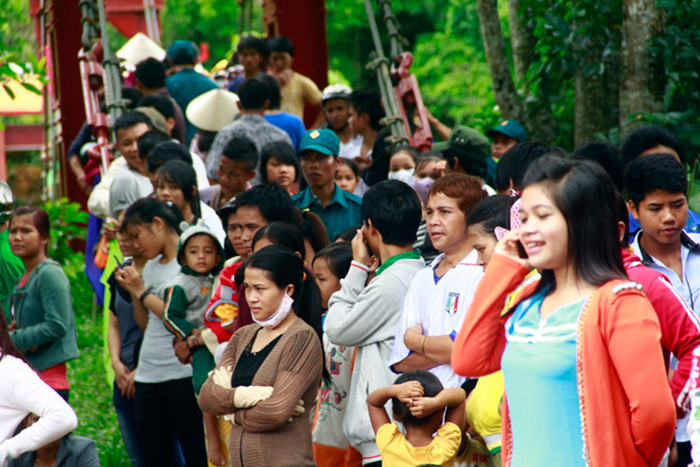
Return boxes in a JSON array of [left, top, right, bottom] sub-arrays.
[[451, 254, 676, 466]]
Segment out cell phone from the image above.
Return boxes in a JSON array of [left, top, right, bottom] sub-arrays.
[[117, 257, 133, 269], [515, 240, 528, 259]]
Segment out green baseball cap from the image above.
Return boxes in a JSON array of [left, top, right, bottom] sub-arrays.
[[434, 125, 490, 161], [486, 119, 527, 143], [298, 129, 340, 157]]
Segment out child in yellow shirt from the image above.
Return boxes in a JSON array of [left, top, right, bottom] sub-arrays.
[[367, 370, 466, 466]]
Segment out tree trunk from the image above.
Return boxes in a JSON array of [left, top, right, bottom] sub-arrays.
[[507, 0, 535, 87], [476, 0, 524, 121], [619, 0, 665, 136], [573, 2, 621, 148]]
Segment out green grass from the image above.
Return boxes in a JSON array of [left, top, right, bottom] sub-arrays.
[[67, 277, 130, 466]]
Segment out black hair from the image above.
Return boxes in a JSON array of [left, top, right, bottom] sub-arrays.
[[571, 141, 625, 193], [467, 194, 517, 235], [138, 94, 176, 120], [361, 180, 421, 245], [233, 184, 297, 225], [138, 130, 171, 161], [252, 222, 305, 257], [121, 86, 143, 110], [237, 35, 269, 58], [135, 57, 166, 89], [258, 74, 282, 109], [390, 145, 419, 162], [267, 36, 295, 56], [349, 89, 384, 131], [0, 306, 25, 362], [615, 191, 630, 248], [335, 226, 361, 242], [521, 156, 627, 291], [494, 142, 565, 193], [113, 111, 153, 134], [338, 158, 360, 177], [623, 152, 688, 207], [260, 141, 299, 185], [222, 136, 259, 172], [237, 77, 270, 110], [122, 197, 184, 234], [621, 125, 686, 165], [238, 245, 328, 381], [156, 160, 201, 222], [392, 370, 444, 426], [194, 130, 218, 155], [293, 208, 330, 251], [312, 242, 353, 280], [147, 141, 193, 174], [445, 148, 487, 178]]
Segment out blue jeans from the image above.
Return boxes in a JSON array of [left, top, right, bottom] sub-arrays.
[[113, 383, 145, 466]]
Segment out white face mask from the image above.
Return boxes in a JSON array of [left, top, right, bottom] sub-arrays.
[[387, 168, 414, 185], [252, 292, 294, 328]]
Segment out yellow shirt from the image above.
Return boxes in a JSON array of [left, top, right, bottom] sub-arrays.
[[280, 72, 322, 119], [376, 422, 461, 466], [465, 371, 504, 452]]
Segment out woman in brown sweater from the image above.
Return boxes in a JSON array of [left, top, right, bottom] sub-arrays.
[[198, 245, 325, 466]]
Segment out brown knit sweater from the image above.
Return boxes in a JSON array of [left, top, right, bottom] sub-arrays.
[[198, 318, 323, 466]]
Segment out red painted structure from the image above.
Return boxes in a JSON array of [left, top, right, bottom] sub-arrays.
[[27, 0, 327, 205]]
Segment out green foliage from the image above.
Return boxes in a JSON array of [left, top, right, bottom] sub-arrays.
[[69, 308, 129, 466], [411, 1, 499, 131], [42, 198, 93, 314], [160, 0, 262, 68], [43, 198, 89, 264], [649, 0, 700, 163], [0, 0, 46, 99]]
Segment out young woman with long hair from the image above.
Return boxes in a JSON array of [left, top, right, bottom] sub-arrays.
[[154, 160, 225, 244], [452, 156, 676, 465], [114, 198, 207, 466], [198, 245, 325, 466]]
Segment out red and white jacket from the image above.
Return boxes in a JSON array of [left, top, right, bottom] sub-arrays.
[[623, 247, 700, 412]]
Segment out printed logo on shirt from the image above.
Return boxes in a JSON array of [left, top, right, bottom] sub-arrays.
[[445, 292, 460, 315]]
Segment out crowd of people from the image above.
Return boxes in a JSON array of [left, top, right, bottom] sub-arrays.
[[2, 33, 700, 467]]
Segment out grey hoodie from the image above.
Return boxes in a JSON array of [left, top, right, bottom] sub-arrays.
[[324, 256, 425, 461]]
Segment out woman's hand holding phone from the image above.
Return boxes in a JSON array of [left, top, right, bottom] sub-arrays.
[[493, 229, 531, 269]]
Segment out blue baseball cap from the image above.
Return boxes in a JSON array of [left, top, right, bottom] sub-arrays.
[[298, 129, 340, 157], [486, 119, 527, 143]]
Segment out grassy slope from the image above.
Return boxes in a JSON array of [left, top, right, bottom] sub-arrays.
[[67, 280, 130, 466]]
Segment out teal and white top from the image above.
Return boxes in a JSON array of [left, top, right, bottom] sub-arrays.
[[501, 287, 589, 466]]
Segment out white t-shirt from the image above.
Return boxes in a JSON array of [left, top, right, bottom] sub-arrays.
[[339, 134, 364, 161], [389, 250, 483, 388], [0, 355, 77, 463], [109, 166, 154, 218], [190, 150, 210, 189]]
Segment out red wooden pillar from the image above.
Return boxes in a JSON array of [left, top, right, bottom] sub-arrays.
[[264, 0, 329, 126], [30, 0, 86, 205]]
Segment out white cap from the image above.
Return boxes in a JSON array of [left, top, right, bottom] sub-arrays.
[[116, 32, 166, 69], [186, 89, 240, 132], [322, 84, 352, 102]]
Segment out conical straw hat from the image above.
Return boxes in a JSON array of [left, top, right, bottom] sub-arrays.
[[186, 89, 240, 132], [116, 32, 166, 68]]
